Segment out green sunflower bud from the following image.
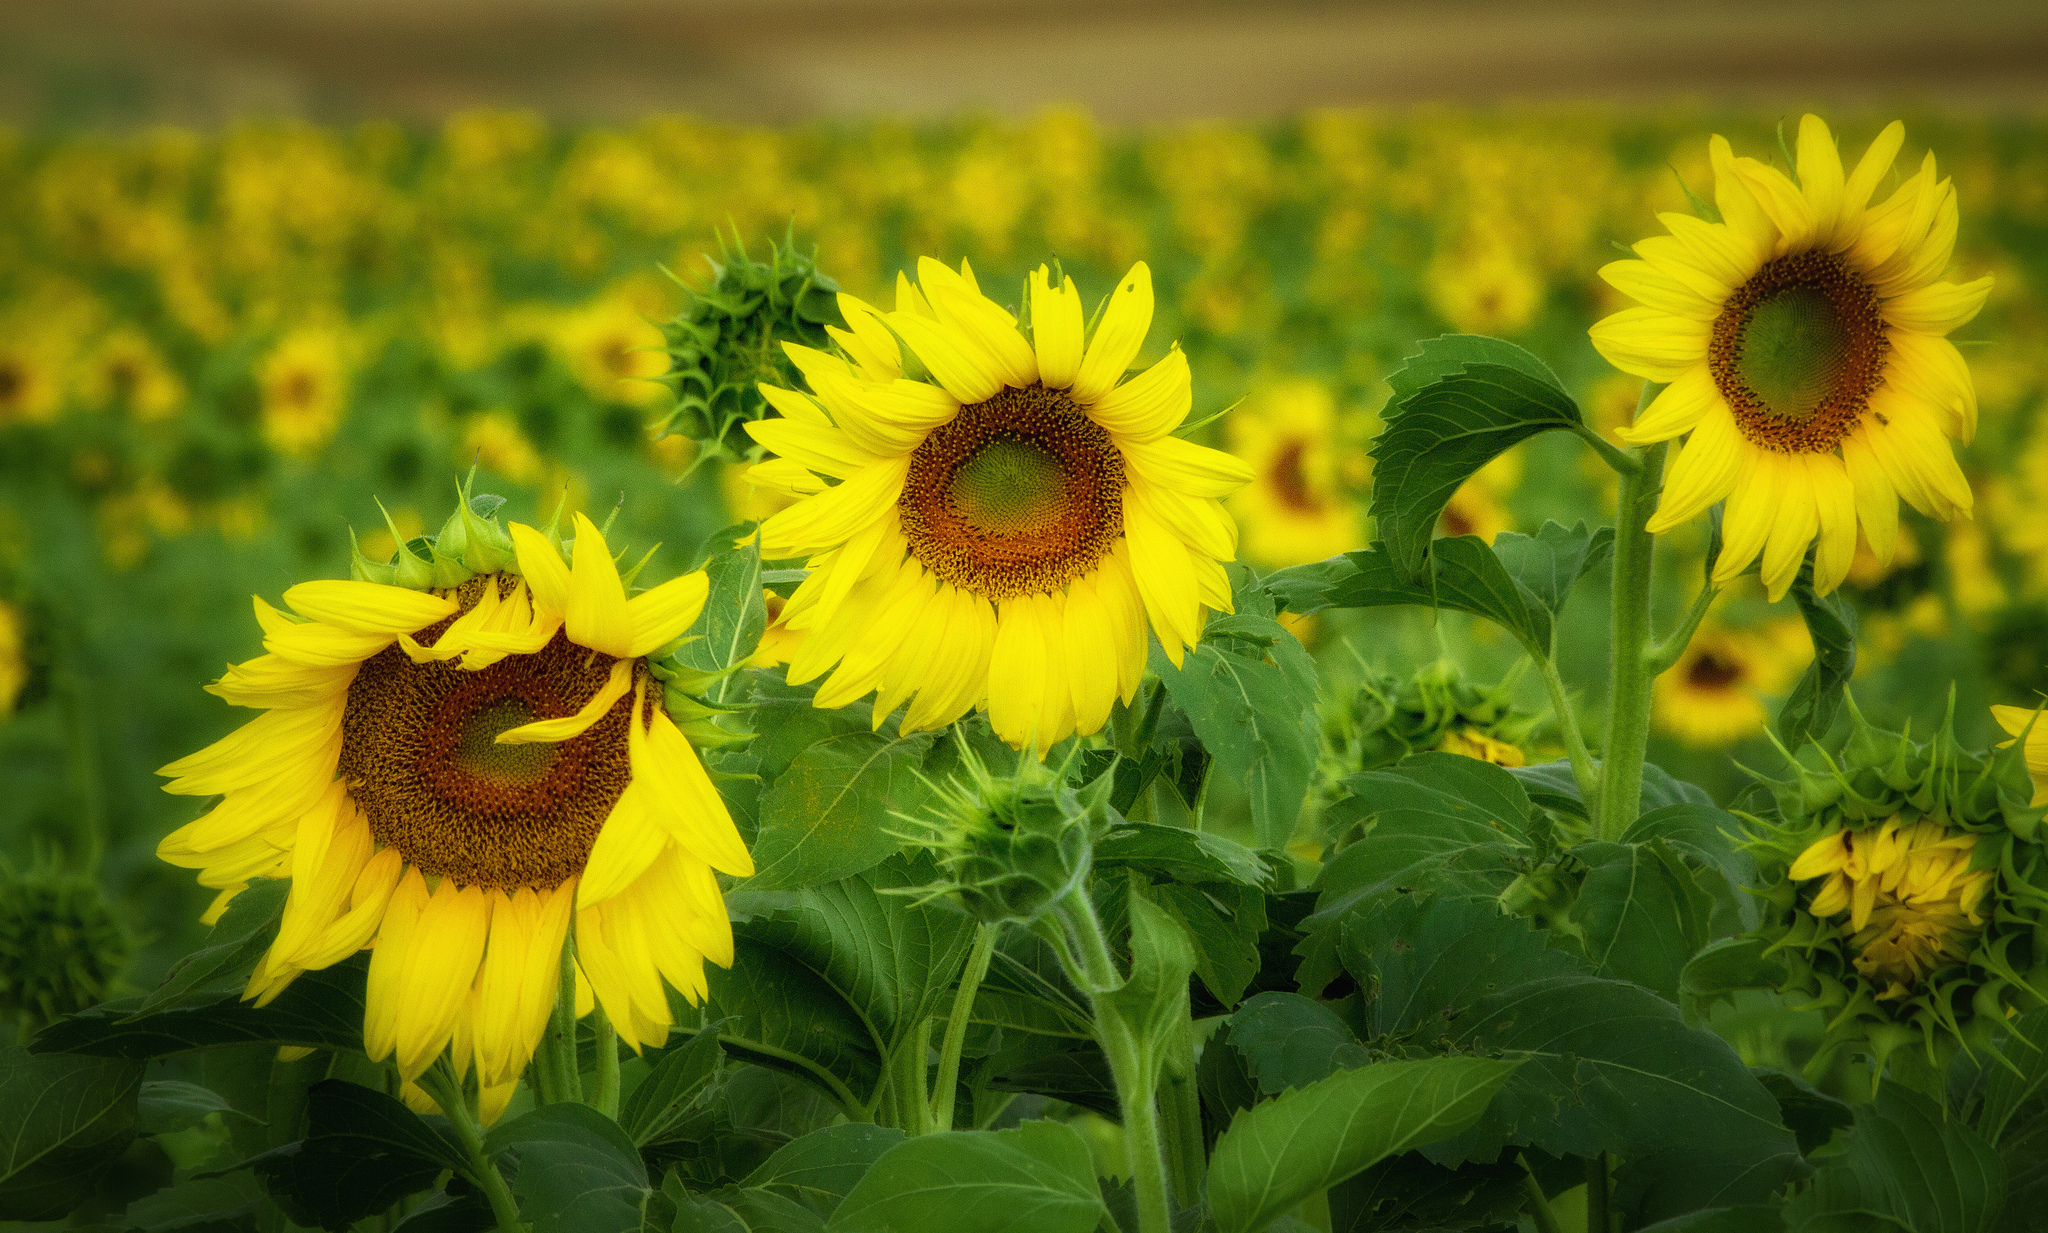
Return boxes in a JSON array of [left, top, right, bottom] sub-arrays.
[[353, 476, 520, 590], [1735, 694, 2048, 1082], [654, 225, 842, 461], [900, 743, 1107, 927], [1320, 661, 1540, 788], [0, 854, 131, 1029]]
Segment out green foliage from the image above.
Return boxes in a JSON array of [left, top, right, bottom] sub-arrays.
[[1777, 559, 1860, 748], [0, 854, 133, 1026], [830, 1120, 1103, 1233], [0, 1046, 142, 1220], [1781, 1087, 2005, 1233], [35, 956, 370, 1058], [234, 1080, 469, 1233], [747, 730, 937, 890], [489, 1103, 652, 1233]]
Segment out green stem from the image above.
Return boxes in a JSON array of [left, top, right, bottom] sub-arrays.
[[1534, 652, 1599, 815], [536, 928, 582, 1105], [589, 1004, 620, 1119], [1597, 396, 1668, 842], [1158, 1056, 1206, 1208], [1586, 1152, 1613, 1233], [887, 1018, 934, 1135], [1519, 1171, 1563, 1233], [1647, 581, 1718, 676], [418, 1066, 523, 1233], [1572, 422, 1644, 478], [932, 923, 998, 1132], [1057, 890, 1173, 1233]]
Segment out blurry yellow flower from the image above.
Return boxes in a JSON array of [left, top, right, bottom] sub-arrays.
[[1426, 231, 1543, 336], [1226, 378, 1364, 567], [1945, 519, 2007, 621], [1439, 481, 1509, 544], [464, 413, 544, 485], [0, 601, 25, 719], [1438, 726, 1526, 767], [80, 328, 185, 421], [1846, 522, 1921, 590], [260, 327, 349, 456], [0, 334, 66, 425], [1653, 624, 1797, 748], [555, 294, 668, 406]]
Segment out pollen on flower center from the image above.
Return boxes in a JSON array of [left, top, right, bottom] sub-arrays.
[[339, 575, 638, 891], [1709, 250, 1889, 454], [899, 383, 1125, 602]]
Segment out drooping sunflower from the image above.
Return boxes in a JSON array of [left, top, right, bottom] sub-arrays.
[[1592, 115, 1990, 601], [745, 258, 1253, 749], [156, 500, 749, 1115]]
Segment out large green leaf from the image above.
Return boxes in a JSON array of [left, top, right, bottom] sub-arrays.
[[828, 1120, 1103, 1233], [1095, 823, 1270, 889], [1491, 520, 1615, 624], [111, 1175, 267, 1233], [488, 1103, 651, 1233], [1342, 894, 1586, 1039], [1330, 541, 1554, 657], [741, 1124, 904, 1217], [1154, 880, 1267, 1009], [707, 938, 882, 1107], [1783, 1086, 2004, 1233], [1206, 1056, 1523, 1233], [1977, 1006, 2048, 1147], [745, 730, 934, 891], [35, 957, 369, 1059], [0, 1046, 143, 1221], [621, 1025, 723, 1147], [1567, 839, 1718, 1000], [1327, 1152, 1529, 1233], [136, 1078, 245, 1135], [674, 533, 766, 689], [1621, 804, 1762, 934], [1224, 992, 1369, 1094], [1151, 608, 1319, 851], [1776, 559, 1858, 748], [128, 879, 288, 1015], [1369, 336, 1582, 581], [236, 1079, 469, 1233]]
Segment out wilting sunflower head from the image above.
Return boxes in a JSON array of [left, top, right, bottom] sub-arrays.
[[899, 744, 1105, 927], [1322, 661, 1537, 783], [744, 256, 1253, 751], [0, 854, 130, 1027], [1740, 701, 2048, 1073], [1591, 115, 1991, 603], [156, 484, 751, 1092]]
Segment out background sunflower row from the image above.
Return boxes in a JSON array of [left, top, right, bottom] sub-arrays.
[[1, 107, 2045, 990]]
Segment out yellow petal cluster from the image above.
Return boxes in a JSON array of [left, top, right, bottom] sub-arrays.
[[1789, 818, 1992, 999]]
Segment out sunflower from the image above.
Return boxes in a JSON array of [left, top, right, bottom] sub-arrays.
[[1652, 624, 1793, 748], [1225, 377, 1364, 567], [745, 258, 1252, 749], [156, 504, 749, 1111], [259, 326, 349, 457], [1592, 115, 1990, 601]]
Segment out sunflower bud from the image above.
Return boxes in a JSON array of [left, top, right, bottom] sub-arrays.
[[0, 855, 131, 1028], [353, 478, 521, 590], [1739, 696, 2048, 1077], [654, 227, 841, 460], [1322, 661, 1538, 783], [902, 744, 1107, 927]]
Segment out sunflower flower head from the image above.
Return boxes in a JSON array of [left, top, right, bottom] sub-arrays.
[[898, 743, 1106, 927], [1591, 116, 1990, 602], [745, 256, 1253, 752], [0, 853, 131, 1028], [1738, 697, 2048, 1076], [157, 484, 750, 1107]]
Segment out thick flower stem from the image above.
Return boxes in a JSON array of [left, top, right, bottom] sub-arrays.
[[1158, 1055, 1206, 1208], [931, 923, 998, 1133], [536, 930, 582, 1106], [886, 1019, 935, 1136], [418, 1066, 523, 1233], [1586, 1152, 1614, 1233], [1597, 411, 1668, 842], [589, 1004, 620, 1119], [1057, 891, 1173, 1233]]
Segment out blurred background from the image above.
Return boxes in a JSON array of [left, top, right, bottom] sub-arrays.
[[2, 0, 2045, 1006]]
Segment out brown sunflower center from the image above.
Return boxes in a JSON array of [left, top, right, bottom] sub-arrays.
[[1268, 440, 1323, 515], [338, 575, 638, 891], [899, 383, 1125, 601], [1686, 650, 1745, 689], [1708, 250, 1888, 454]]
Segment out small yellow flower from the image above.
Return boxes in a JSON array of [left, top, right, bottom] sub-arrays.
[[1437, 727, 1526, 767], [1789, 820, 1991, 1000]]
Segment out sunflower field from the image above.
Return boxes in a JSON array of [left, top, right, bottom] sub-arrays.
[[3, 107, 2048, 1233]]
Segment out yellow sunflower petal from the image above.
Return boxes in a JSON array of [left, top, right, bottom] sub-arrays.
[[1711, 450, 1776, 586], [902, 588, 994, 734], [1088, 346, 1192, 443], [1061, 574, 1118, 737], [1790, 829, 1851, 879], [987, 596, 1050, 749], [745, 414, 878, 479], [1650, 215, 1757, 292], [564, 513, 633, 658], [1840, 120, 1906, 229], [1810, 455, 1858, 597], [1120, 434, 1255, 499], [1732, 155, 1815, 251], [283, 581, 456, 635], [511, 523, 572, 615], [830, 294, 902, 383], [626, 572, 709, 659], [1759, 468, 1820, 602], [363, 868, 430, 1066], [392, 882, 492, 1079], [758, 454, 912, 560], [1599, 259, 1720, 321], [261, 613, 394, 669], [1031, 266, 1085, 389], [1887, 331, 1978, 443], [1589, 307, 1711, 383], [296, 844, 403, 969], [157, 699, 344, 794], [577, 785, 665, 908], [636, 702, 753, 876], [1073, 262, 1155, 405], [1100, 545, 1149, 706], [886, 310, 1003, 405], [1124, 501, 1202, 662], [207, 656, 357, 710], [1794, 115, 1848, 249], [1619, 365, 1719, 444], [1839, 431, 1899, 565], [1884, 277, 1993, 336], [495, 659, 633, 746], [920, 257, 1037, 389], [1708, 135, 1778, 252], [746, 458, 830, 498]]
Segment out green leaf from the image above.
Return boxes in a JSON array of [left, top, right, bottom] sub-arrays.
[[1343, 894, 1587, 1039], [128, 879, 289, 1016], [674, 534, 766, 683], [1776, 560, 1857, 748], [1225, 992, 1369, 1094], [1370, 336, 1582, 581], [1753, 1069, 1853, 1156], [1260, 557, 1357, 618], [1567, 839, 1719, 1000], [1621, 804, 1762, 933], [622, 1025, 724, 1147], [1678, 937, 1790, 1025], [1095, 823, 1270, 889], [1491, 520, 1615, 622], [35, 958, 369, 1059], [1783, 1086, 2004, 1233], [708, 939, 881, 1108], [746, 730, 934, 891], [1324, 541, 1553, 657], [112, 1175, 266, 1233], [828, 1120, 1104, 1233], [0, 1046, 143, 1221], [741, 1124, 904, 1217], [488, 1103, 651, 1233], [1206, 1056, 1523, 1233], [1978, 1006, 2048, 1147], [1637, 1209, 1786, 1233], [137, 1079, 246, 1136], [1151, 610, 1319, 851], [652, 1174, 750, 1233], [1327, 1152, 1529, 1233], [1098, 889, 1198, 1065], [240, 1079, 469, 1233], [715, 1185, 827, 1232], [391, 1190, 494, 1233], [1155, 881, 1267, 1009]]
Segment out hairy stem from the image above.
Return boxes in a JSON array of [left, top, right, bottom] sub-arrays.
[[1597, 390, 1668, 841], [1057, 891, 1172, 1233], [932, 923, 998, 1133], [1647, 580, 1719, 676], [1535, 652, 1600, 815], [888, 1018, 934, 1135], [589, 1004, 620, 1119], [418, 1066, 523, 1233]]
